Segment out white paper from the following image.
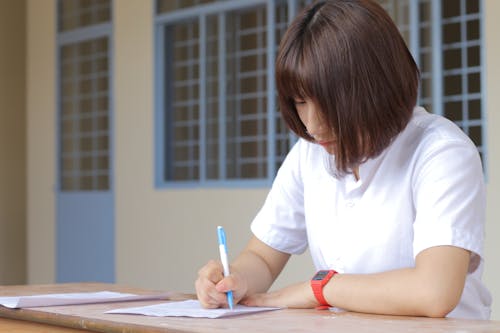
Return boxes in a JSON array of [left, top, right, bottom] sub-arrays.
[[0, 291, 169, 309], [106, 300, 280, 318]]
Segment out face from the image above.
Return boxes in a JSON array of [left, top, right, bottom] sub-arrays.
[[294, 97, 337, 155]]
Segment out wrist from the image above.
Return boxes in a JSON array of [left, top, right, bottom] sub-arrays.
[[310, 270, 338, 309], [304, 281, 318, 307]]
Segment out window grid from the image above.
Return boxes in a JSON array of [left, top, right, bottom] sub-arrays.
[[382, 0, 485, 164], [157, 0, 215, 13], [414, 0, 431, 111], [158, 0, 291, 185], [168, 20, 200, 181], [58, 0, 112, 191], [440, 0, 484, 158], [58, 0, 111, 32]]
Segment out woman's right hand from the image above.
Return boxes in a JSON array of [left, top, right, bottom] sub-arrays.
[[195, 259, 248, 308]]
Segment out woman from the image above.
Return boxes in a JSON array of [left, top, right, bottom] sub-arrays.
[[195, 0, 491, 319]]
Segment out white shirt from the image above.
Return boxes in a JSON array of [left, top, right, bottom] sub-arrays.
[[251, 107, 492, 319]]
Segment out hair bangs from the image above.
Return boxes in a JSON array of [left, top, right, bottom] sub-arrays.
[[276, 27, 329, 140], [276, 43, 317, 103]]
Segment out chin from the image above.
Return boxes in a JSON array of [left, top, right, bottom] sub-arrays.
[[324, 147, 336, 155]]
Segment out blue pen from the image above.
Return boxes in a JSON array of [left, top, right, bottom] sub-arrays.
[[217, 226, 234, 310]]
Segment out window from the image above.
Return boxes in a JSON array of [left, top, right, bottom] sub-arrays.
[[155, 0, 301, 186], [57, 0, 113, 191], [380, 0, 485, 168], [155, 0, 485, 187], [440, 0, 484, 162]]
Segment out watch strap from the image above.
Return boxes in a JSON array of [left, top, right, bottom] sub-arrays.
[[311, 270, 337, 309]]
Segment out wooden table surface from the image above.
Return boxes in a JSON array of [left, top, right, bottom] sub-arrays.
[[1, 283, 499, 333]]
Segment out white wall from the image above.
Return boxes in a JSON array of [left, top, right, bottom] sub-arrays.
[[25, 0, 499, 320]]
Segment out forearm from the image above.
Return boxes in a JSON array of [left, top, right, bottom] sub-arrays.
[[231, 251, 275, 295], [244, 245, 469, 317], [231, 236, 290, 297], [325, 247, 469, 317], [326, 269, 447, 317]]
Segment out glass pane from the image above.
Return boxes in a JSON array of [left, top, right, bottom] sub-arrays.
[[444, 74, 462, 95], [97, 175, 109, 190], [443, 48, 461, 70], [466, 0, 480, 14], [468, 72, 481, 93], [59, 0, 111, 32], [468, 99, 481, 120], [469, 126, 482, 146], [467, 46, 480, 67], [443, 22, 461, 44], [444, 101, 462, 121], [442, 0, 460, 18], [157, 0, 215, 13], [467, 19, 480, 40]]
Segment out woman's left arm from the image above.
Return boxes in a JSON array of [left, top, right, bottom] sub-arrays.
[[243, 245, 469, 317]]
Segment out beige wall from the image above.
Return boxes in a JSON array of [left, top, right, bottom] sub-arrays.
[[484, 0, 500, 321], [26, 0, 56, 283], [23, 0, 500, 320], [113, 0, 313, 292], [0, 0, 26, 284]]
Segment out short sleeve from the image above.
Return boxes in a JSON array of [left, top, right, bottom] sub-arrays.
[[251, 140, 308, 254], [412, 136, 485, 270]]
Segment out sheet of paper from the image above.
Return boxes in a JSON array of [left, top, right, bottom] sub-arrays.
[[0, 291, 170, 309], [106, 299, 281, 318]]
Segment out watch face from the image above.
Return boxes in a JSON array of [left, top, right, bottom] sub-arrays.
[[312, 270, 329, 280]]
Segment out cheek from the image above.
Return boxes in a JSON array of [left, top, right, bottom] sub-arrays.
[[296, 110, 307, 126], [296, 114, 310, 135]]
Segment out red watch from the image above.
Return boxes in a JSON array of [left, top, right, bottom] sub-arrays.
[[311, 270, 337, 309]]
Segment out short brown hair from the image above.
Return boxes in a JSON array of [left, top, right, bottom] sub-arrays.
[[276, 0, 419, 176]]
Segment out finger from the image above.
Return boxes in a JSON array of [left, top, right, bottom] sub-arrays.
[[195, 276, 229, 308], [215, 276, 232, 293], [215, 273, 249, 305], [198, 260, 224, 283], [198, 297, 221, 309], [215, 268, 244, 290], [197, 291, 223, 309]]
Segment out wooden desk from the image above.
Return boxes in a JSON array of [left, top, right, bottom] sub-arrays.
[[1, 283, 499, 333]]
